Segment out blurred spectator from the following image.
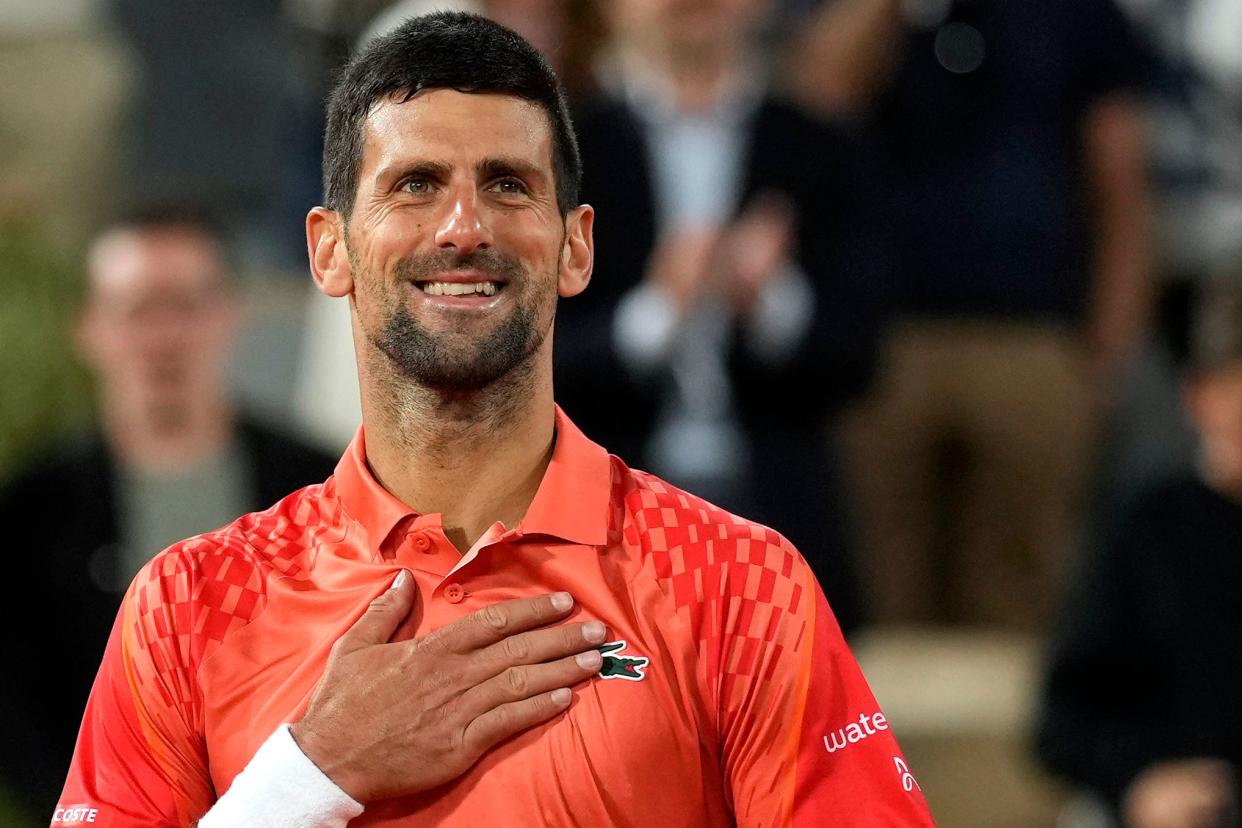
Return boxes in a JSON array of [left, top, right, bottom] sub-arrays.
[[1035, 282, 1242, 828], [0, 206, 335, 818], [555, 0, 894, 633], [1093, 0, 1242, 509], [799, 0, 1155, 629]]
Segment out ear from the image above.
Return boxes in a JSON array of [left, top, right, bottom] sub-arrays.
[[557, 204, 594, 299], [307, 207, 354, 298]]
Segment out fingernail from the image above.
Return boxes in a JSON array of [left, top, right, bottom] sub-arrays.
[[576, 650, 602, 670], [583, 621, 606, 643], [550, 592, 573, 612], [391, 570, 409, 590], [551, 688, 572, 707]]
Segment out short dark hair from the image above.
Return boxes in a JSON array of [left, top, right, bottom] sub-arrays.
[[97, 201, 228, 246], [88, 201, 237, 290], [322, 12, 581, 218]]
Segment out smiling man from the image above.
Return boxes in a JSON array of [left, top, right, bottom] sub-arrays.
[[54, 13, 934, 827]]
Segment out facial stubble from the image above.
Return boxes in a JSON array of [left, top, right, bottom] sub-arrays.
[[363, 248, 553, 395]]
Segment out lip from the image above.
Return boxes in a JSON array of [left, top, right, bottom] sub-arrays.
[[406, 270, 509, 310], [411, 269, 509, 287]]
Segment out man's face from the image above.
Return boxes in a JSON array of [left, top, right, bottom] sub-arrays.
[[331, 89, 590, 393], [79, 228, 237, 429]]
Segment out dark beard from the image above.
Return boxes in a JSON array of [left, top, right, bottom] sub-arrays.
[[365, 248, 547, 392], [374, 298, 543, 392]]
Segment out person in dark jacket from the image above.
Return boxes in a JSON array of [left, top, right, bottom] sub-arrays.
[[0, 206, 336, 819], [555, 0, 892, 633], [1036, 283, 1242, 828]]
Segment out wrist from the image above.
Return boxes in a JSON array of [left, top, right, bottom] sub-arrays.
[[199, 724, 364, 827], [290, 718, 366, 803]]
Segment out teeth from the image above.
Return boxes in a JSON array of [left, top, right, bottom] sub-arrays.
[[422, 282, 498, 297]]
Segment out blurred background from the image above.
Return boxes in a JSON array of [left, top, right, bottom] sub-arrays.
[[1, 0, 1241, 825]]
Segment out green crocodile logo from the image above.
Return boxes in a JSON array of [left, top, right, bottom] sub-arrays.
[[597, 640, 650, 681]]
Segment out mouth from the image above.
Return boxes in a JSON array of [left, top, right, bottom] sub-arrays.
[[410, 266, 510, 304], [415, 279, 502, 297]]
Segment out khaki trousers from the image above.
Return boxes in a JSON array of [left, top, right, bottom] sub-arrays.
[[839, 320, 1098, 630]]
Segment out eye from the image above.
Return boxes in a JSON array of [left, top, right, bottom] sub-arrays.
[[400, 177, 436, 195], [489, 177, 528, 196]]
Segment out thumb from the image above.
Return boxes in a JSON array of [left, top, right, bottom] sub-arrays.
[[336, 570, 415, 655]]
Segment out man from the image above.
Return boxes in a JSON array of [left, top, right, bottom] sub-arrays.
[[1036, 283, 1242, 828], [55, 14, 934, 826], [0, 207, 335, 818], [556, 0, 891, 633], [799, 0, 1153, 628]]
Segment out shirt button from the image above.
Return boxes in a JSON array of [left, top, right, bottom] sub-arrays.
[[444, 583, 466, 603], [411, 533, 433, 553]]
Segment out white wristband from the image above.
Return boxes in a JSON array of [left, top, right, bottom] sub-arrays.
[[198, 724, 364, 827]]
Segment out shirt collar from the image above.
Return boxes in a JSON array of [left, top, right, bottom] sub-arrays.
[[332, 405, 612, 552]]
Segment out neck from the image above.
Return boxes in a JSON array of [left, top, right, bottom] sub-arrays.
[[360, 348, 556, 554], [105, 394, 234, 473]]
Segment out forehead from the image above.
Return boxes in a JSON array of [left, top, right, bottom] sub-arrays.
[[88, 228, 224, 298], [359, 89, 555, 176]]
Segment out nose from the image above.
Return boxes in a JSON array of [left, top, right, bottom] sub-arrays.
[[434, 186, 492, 254]]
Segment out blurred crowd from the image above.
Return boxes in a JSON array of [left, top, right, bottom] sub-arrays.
[[1, 0, 1240, 825]]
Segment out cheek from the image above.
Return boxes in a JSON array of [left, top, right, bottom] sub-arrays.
[[351, 260, 401, 314]]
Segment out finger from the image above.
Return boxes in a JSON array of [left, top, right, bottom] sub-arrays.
[[434, 592, 575, 654], [471, 619, 607, 679], [461, 688, 576, 756], [334, 570, 415, 656], [457, 650, 602, 721]]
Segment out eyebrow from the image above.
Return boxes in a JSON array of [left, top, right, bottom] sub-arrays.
[[374, 160, 452, 189], [373, 156, 549, 191], [477, 156, 546, 182]]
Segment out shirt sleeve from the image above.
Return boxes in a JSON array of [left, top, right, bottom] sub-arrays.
[[54, 551, 215, 827], [718, 537, 935, 826]]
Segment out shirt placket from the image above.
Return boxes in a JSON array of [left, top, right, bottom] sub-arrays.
[[393, 516, 519, 619]]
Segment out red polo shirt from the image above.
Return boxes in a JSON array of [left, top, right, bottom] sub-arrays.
[[56, 408, 934, 826]]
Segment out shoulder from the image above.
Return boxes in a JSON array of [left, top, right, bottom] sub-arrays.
[[124, 481, 339, 663], [609, 460, 823, 708], [610, 459, 811, 617]]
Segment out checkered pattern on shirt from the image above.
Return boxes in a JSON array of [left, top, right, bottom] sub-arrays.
[[612, 461, 810, 712], [124, 481, 346, 734]]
